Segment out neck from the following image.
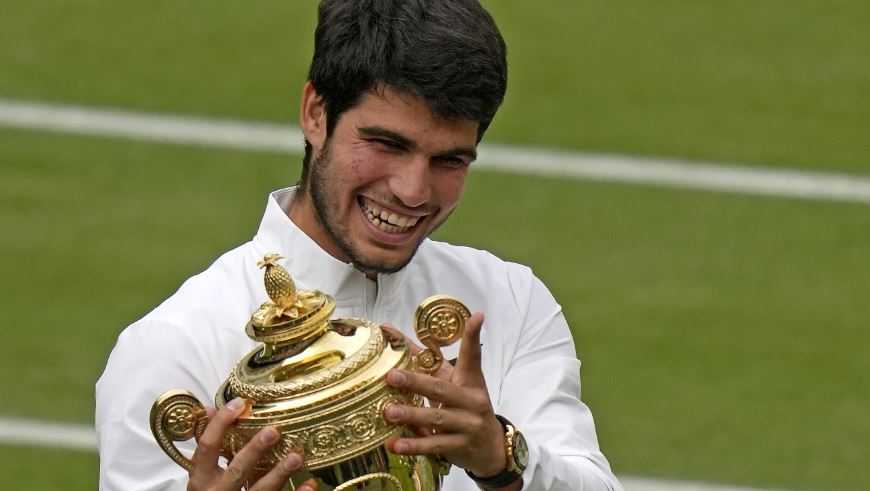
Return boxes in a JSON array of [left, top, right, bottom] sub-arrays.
[[288, 188, 377, 282], [288, 188, 345, 261]]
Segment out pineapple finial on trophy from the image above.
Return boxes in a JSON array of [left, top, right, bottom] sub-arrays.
[[255, 253, 307, 322], [257, 253, 296, 307]]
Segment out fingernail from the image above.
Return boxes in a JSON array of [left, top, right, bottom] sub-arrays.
[[394, 440, 408, 453], [284, 453, 302, 469], [385, 404, 404, 421], [226, 397, 246, 411], [387, 370, 407, 386], [260, 427, 279, 444]]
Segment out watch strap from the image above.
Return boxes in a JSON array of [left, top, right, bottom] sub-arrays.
[[465, 415, 523, 489]]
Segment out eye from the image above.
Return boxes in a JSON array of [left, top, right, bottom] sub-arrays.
[[371, 138, 405, 151], [435, 156, 469, 169]]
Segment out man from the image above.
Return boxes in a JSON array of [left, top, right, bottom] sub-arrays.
[[96, 1, 622, 490]]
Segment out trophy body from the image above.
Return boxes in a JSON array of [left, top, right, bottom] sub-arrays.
[[150, 254, 468, 490]]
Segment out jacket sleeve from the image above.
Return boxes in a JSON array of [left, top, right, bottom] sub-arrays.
[[95, 319, 219, 491], [496, 269, 623, 491]]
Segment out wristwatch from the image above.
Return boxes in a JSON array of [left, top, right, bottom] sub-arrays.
[[466, 414, 529, 489]]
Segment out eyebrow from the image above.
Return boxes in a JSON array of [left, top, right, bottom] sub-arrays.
[[358, 125, 478, 162], [358, 126, 414, 148]]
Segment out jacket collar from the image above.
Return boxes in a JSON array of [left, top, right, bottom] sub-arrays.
[[253, 187, 408, 305]]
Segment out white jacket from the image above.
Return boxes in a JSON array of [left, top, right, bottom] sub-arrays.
[[96, 188, 621, 491]]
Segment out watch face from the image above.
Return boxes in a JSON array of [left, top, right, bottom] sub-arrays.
[[513, 431, 529, 470]]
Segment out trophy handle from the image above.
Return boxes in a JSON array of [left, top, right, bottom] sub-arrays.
[[412, 295, 471, 374], [149, 389, 209, 471], [413, 342, 446, 375]]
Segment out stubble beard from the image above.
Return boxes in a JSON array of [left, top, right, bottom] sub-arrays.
[[308, 143, 424, 275]]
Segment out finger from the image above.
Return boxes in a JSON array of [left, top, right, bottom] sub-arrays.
[[388, 433, 466, 457], [248, 451, 305, 491], [194, 407, 217, 444], [390, 420, 432, 438], [381, 324, 421, 353], [454, 312, 485, 386], [219, 426, 280, 489], [294, 478, 320, 491], [191, 397, 249, 474], [412, 423, 432, 437], [385, 404, 432, 437], [384, 403, 478, 434], [386, 369, 482, 408], [382, 324, 454, 379]]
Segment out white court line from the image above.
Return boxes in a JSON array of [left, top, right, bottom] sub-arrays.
[[1, 98, 869, 205], [0, 416, 793, 491], [618, 477, 794, 491], [0, 417, 97, 451]]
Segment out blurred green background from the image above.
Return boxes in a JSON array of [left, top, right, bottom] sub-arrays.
[[1, 1, 868, 490]]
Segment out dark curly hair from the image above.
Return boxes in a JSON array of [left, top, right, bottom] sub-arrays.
[[300, 0, 508, 185]]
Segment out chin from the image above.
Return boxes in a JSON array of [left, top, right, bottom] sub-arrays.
[[351, 245, 418, 275]]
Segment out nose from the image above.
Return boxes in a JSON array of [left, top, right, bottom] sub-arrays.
[[389, 155, 431, 209]]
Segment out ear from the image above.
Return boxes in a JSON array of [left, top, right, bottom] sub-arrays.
[[300, 81, 327, 152]]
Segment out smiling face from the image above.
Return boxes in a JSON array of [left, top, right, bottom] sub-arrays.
[[291, 83, 479, 274]]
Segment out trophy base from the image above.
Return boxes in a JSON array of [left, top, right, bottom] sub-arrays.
[[289, 445, 443, 490]]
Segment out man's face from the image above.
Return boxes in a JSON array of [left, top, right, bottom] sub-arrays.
[[304, 86, 479, 274]]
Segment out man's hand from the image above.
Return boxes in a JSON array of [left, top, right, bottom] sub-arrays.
[[382, 313, 508, 478], [188, 397, 318, 491]]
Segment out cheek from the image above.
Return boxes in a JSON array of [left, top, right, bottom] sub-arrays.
[[433, 169, 468, 208], [327, 148, 376, 197], [349, 156, 363, 179], [346, 146, 388, 182]]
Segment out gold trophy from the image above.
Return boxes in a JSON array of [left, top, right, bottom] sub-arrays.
[[149, 254, 470, 490]]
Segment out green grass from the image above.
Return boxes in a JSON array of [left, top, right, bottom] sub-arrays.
[[0, 129, 291, 423], [2, 128, 869, 490], [1, 1, 869, 173], [0, 446, 96, 490], [449, 172, 870, 490], [2, 1, 870, 489]]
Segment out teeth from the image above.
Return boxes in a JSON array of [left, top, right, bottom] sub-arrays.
[[361, 198, 422, 233], [363, 201, 421, 233]]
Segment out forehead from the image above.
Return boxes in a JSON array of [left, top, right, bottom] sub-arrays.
[[342, 86, 479, 146]]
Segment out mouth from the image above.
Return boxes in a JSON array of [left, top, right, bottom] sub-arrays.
[[358, 196, 425, 235]]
